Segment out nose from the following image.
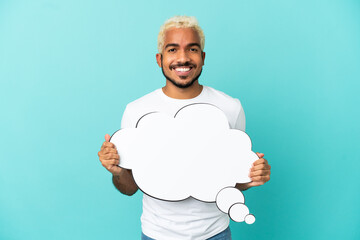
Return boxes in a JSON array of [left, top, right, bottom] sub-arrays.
[[177, 50, 190, 64]]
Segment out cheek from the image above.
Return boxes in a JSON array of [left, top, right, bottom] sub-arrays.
[[162, 59, 173, 69], [162, 54, 177, 63]]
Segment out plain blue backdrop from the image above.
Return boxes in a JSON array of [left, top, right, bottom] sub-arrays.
[[1, 0, 359, 239]]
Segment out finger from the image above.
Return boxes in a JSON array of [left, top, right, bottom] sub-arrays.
[[101, 159, 120, 166], [101, 147, 118, 154], [256, 152, 265, 158], [251, 163, 271, 171], [105, 134, 111, 142], [252, 158, 267, 166], [99, 153, 120, 161], [249, 169, 271, 177], [100, 143, 111, 151], [250, 175, 270, 183], [102, 141, 115, 148], [98, 149, 116, 158], [104, 153, 120, 160]]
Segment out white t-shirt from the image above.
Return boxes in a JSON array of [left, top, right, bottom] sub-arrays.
[[121, 86, 245, 240]]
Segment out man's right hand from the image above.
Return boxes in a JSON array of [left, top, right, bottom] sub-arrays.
[[98, 134, 122, 176]]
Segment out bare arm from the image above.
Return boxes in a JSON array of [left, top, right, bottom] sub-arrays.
[[112, 169, 138, 196], [98, 134, 138, 196]]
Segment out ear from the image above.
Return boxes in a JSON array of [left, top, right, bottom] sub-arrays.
[[202, 51, 206, 65], [156, 53, 162, 67]]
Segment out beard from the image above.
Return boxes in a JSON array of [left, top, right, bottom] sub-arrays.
[[161, 68, 203, 89], [161, 57, 203, 89]]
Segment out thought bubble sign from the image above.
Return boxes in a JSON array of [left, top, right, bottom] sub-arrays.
[[110, 103, 258, 223]]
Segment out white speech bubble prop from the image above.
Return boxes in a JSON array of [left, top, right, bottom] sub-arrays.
[[110, 103, 258, 223], [216, 187, 256, 223]]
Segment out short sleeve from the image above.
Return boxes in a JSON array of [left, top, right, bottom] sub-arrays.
[[234, 104, 246, 131]]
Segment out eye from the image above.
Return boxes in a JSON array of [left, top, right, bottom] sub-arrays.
[[189, 48, 198, 52], [168, 48, 176, 53]]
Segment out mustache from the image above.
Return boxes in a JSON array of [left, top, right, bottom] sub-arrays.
[[170, 63, 196, 70]]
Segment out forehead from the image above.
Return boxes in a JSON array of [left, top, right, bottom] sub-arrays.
[[163, 27, 201, 45]]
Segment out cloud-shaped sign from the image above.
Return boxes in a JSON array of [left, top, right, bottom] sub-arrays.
[[110, 103, 258, 223]]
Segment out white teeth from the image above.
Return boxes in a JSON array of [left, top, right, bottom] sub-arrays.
[[175, 67, 190, 72]]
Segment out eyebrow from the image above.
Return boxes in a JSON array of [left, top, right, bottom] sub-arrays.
[[165, 43, 180, 49], [187, 43, 201, 48], [164, 43, 201, 49]]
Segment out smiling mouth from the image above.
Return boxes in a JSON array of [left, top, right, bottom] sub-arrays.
[[171, 65, 194, 76], [175, 67, 191, 72]]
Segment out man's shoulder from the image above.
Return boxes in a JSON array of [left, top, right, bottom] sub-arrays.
[[121, 89, 162, 128], [205, 85, 237, 98], [202, 86, 243, 129], [204, 86, 241, 109]]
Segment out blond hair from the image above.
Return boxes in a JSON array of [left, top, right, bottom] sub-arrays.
[[157, 16, 205, 53]]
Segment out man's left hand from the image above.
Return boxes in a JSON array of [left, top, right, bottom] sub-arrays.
[[236, 152, 271, 191]]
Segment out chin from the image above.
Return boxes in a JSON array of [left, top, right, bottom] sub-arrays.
[[162, 67, 202, 89]]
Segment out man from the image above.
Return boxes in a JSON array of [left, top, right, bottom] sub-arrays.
[[98, 16, 271, 240]]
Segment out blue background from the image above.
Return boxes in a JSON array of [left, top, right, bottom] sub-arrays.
[[1, 0, 359, 239]]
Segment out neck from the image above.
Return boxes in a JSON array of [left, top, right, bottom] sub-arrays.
[[162, 80, 203, 99]]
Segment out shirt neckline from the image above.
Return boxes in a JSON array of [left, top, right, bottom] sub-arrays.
[[158, 86, 207, 102]]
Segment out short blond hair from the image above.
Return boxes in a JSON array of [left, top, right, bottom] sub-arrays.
[[157, 16, 205, 53]]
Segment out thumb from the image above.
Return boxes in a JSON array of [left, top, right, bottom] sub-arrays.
[[105, 134, 111, 142], [256, 152, 264, 158]]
